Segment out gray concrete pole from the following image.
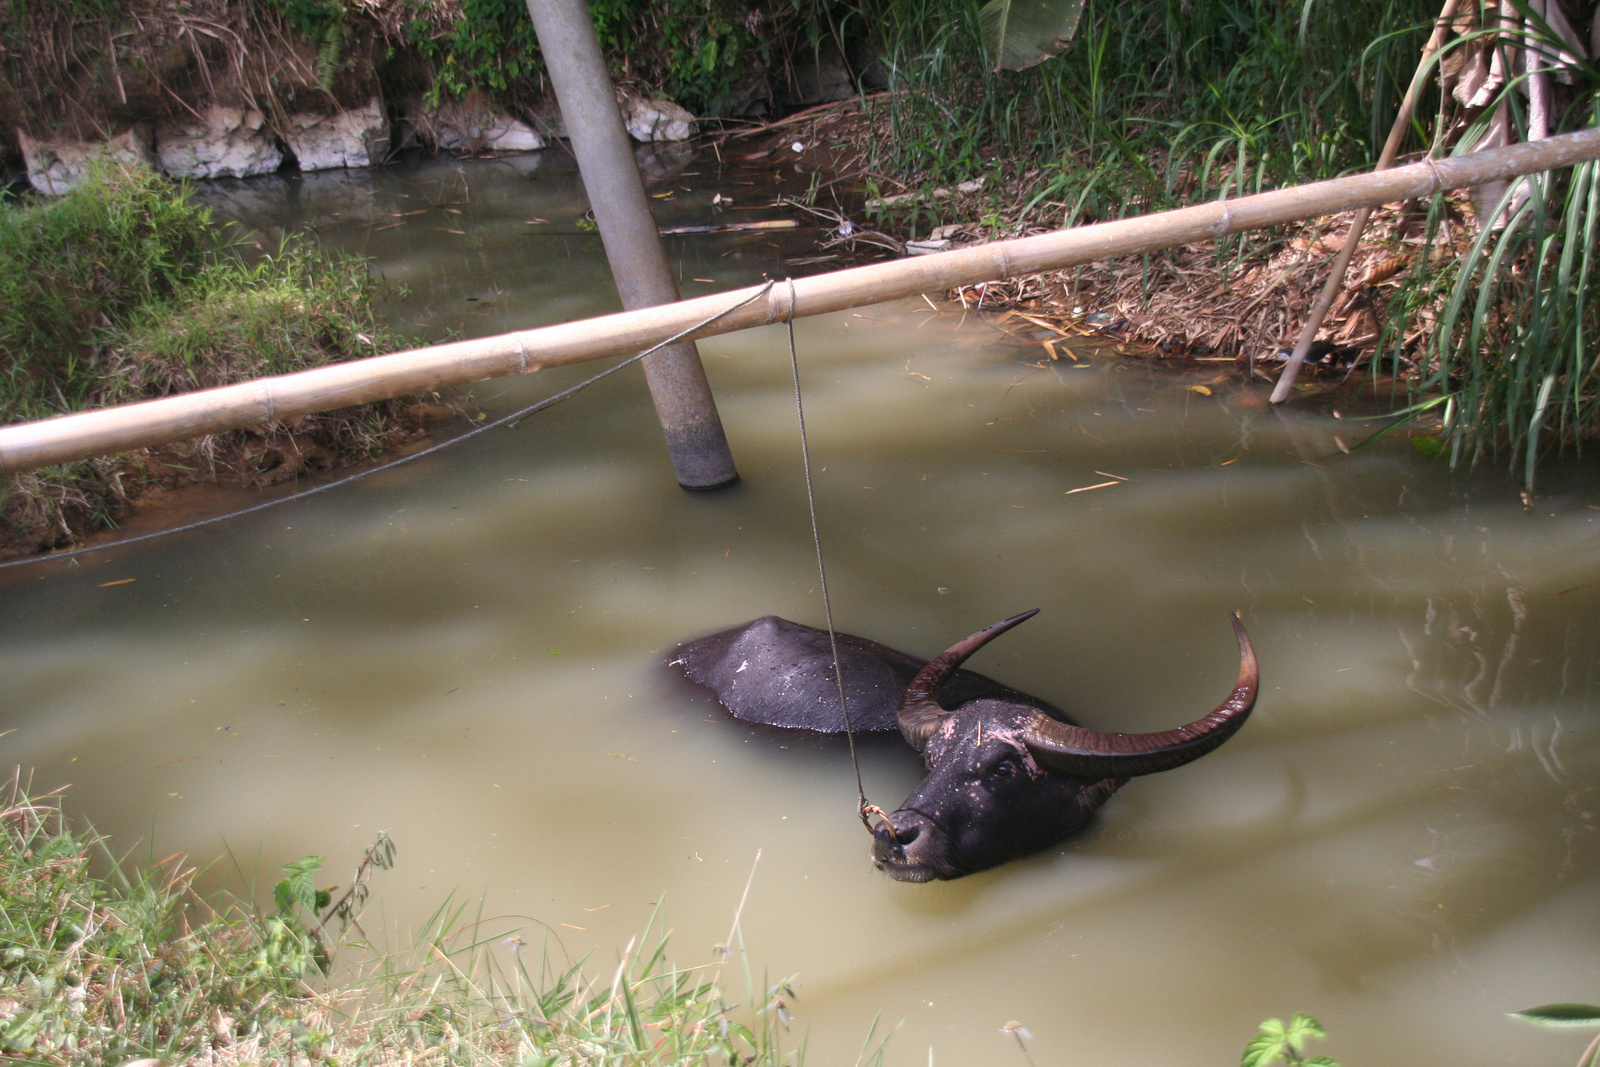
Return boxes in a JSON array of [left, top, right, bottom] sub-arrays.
[[523, 0, 738, 489]]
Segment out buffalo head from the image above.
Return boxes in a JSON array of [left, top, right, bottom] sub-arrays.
[[871, 610, 1258, 881]]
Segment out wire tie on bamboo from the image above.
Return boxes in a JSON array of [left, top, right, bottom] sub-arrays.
[[1423, 156, 1447, 195], [0, 281, 778, 573], [781, 276, 881, 836], [256, 380, 276, 425]]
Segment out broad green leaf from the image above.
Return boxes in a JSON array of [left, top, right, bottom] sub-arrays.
[[282, 855, 325, 877], [1242, 1029, 1288, 1067], [1244, 1014, 1333, 1067], [1411, 434, 1445, 457], [1510, 1004, 1600, 1028], [1285, 1012, 1327, 1045], [977, 0, 1087, 71], [278, 855, 324, 913]]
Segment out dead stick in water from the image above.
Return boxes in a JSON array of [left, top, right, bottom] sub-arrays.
[[1270, 0, 1462, 405], [657, 220, 801, 235]]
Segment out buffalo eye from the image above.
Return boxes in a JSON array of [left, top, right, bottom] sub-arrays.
[[989, 756, 1020, 780]]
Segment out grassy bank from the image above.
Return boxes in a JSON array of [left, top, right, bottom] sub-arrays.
[[0, 163, 418, 557], [0, 776, 824, 1066], [822, 0, 1600, 485]]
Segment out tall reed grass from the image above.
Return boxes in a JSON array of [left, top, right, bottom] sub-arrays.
[[1378, 12, 1600, 489], [860, 0, 1438, 210]]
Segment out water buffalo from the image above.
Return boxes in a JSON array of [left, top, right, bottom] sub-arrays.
[[668, 610, 1258, 881], [667, 614, 1069, 733], [873, 609, 1257, 881]]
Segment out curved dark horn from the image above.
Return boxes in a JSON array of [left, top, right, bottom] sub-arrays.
[[1022, 611, 1258, 778], [898, 609, 1040, 750]]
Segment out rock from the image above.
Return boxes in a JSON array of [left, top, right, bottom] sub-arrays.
[[155, 107, 283, 179], [283, 100, 388, 171], [17, 127, 155, 195], [527, 100, 566, 140], [633, 140, 696, 181], [191, 168, 380, 240], [621, 96, 696, 143], [705, 75, 771, 119], [780, 45, 855, 108], [427, 102, 545, 154]]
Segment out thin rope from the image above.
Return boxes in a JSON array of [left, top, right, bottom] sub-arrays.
[[783, 277, 876, 831], [0, 281, 777, 573]]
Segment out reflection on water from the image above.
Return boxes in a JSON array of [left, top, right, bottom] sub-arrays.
[[2, 152, 1597, 1067]]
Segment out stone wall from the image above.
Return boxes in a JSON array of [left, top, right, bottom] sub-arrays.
[[13, 93, 698, 195]]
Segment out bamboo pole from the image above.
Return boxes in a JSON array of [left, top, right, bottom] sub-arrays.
[[524, 0, 738, 489], [1268, 0, 1461, 404], [4, 126, 1600, 476]]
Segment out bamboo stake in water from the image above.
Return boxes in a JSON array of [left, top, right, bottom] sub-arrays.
[[523, 0, 738, 489], [1269, 0, 1462, 404]]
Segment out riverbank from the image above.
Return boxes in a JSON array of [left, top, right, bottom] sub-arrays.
[[0, 163, 444, 559], [747, 1, 1600, 484], [0, 0, 855, 197], [9, 0, 1600, 542], [739, 97, 1439, 397], [0, 775, 808, 1065]]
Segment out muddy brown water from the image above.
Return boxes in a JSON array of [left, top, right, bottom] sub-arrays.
[[3, 150, 1597, 1066]]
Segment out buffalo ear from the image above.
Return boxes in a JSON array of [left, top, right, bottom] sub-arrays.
[[1022, 612, 1258, 778], [898, 609, 1040, 751], [897, 699, 946, 751]]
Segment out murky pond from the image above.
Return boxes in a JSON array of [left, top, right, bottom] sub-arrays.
[[3, 149, 1598, 1066]]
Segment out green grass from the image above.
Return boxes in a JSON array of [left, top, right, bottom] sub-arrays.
[[0, 162, 411, 554], [0, 162, 209, 419], [849, 0, 1437, 290], [0, 776, 867, 1066], [1378, 54, 1600, 490], [855, 0, 1600, 483], [859, 0, 1436, 204]]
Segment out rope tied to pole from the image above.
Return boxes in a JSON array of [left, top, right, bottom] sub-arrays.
[[781, 278, 894, 838]]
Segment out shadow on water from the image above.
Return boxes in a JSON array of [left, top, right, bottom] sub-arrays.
[[2, 149, 1598, 1067]]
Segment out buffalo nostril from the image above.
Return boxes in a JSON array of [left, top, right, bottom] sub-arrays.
[[894, 823, 921, 846]]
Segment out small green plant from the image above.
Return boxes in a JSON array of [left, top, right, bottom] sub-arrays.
[[259, 0, 350, 88], [263, 831, 397, 978], [1241, 1012, 1342, 1067], [1510, 1003, 1600, 1067]]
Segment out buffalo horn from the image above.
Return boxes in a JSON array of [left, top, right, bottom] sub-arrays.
[[897, 609, 1041, 750], [1022, 612, 1258, 778]]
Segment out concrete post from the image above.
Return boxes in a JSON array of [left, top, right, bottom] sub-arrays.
[[523, 0, 739, 489]]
